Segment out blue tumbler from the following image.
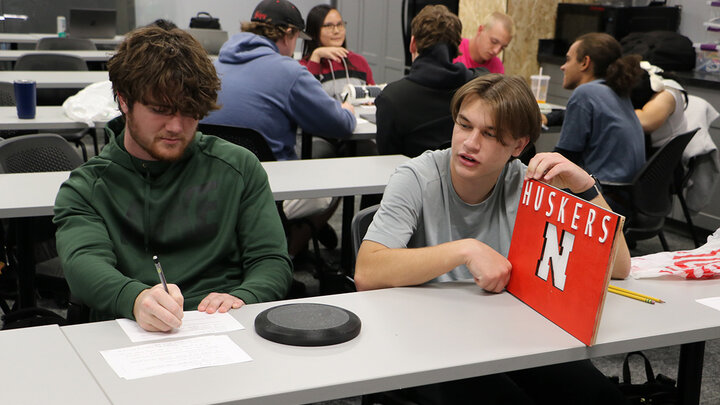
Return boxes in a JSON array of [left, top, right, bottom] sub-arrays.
[[14, 80, 37, 119]]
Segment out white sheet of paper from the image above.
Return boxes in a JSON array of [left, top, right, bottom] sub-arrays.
[[117, 310, 244, 342], [355, 116, 369, 125], [696, 296, 720, 311], [101, 335, 252, 380]]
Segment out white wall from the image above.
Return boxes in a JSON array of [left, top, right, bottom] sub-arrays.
[[668, 0, 716, 45], [134, 1, 714, 47], [134, 0, 327, 36]]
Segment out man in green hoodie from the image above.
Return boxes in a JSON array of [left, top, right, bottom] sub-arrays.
[[53, 25, 293, 332]]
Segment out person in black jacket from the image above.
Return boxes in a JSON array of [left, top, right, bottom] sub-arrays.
[[375, 4, 487, 157]]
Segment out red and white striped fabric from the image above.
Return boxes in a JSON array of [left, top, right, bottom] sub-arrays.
[[631, 229, 720, 279]]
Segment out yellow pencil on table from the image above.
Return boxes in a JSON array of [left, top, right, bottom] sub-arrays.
[[608, 285, 664, 304]]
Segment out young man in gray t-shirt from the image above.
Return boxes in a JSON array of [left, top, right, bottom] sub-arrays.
[[354, 74, 631, 405], [356, 74, 630, 291]]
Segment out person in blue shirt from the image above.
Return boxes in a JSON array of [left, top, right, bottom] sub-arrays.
[[202, 0, 355, 255], [555, 33, 645, 212], [202, 0, 355, 162]]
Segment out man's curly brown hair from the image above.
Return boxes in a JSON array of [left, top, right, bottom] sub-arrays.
[[108, 25, 221, 119]]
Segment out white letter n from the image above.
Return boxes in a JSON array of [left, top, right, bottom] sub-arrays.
[[535, 223, 575, 291]]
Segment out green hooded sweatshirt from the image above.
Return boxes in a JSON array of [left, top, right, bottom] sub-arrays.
[[53, 117, 292, 321]]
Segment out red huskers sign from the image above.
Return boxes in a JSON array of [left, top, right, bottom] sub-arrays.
[[507, 179, 624, 346]]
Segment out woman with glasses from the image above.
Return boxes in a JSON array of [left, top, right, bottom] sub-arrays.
[[300, 4, 375, 100]]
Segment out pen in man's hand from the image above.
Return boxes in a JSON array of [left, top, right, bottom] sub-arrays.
[[342, 92, 349, 103], [152, 255, 169, 293]]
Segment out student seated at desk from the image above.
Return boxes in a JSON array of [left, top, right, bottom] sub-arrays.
[[300, 4, 377, 158], [452, 11, 513, 74], [631, 61, 688, 151], [376, 4, 486, 158], [53, 25, 292, 332], [355, 74, 630, 405], [554, 33, 645, 184], [300, 4, 374, 100], [202, 0, 355, 162], [202, 0, 355, 255]]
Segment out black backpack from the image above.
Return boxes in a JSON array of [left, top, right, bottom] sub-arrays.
[[620, 31, 695, 71]]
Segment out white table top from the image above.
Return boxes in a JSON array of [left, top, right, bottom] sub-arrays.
[[0, 49, 114, 62], [353, 105, 376, 137], [59, 278, 720, 405], [264, 155, 405, 200], [0, 324, 110, 404], [0, 70, 109, 88], [0, 33, 125, 45], [0, 155, 409, 219], [0, 106, 112, 130]]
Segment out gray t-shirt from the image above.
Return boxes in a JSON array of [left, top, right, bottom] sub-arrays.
[[364, 149, 526, 282]]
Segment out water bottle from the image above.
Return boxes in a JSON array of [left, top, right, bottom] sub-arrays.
[[57, 16, 66, 36]]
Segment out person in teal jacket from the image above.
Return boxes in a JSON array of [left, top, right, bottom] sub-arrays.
[[53, 25, 292, 332]]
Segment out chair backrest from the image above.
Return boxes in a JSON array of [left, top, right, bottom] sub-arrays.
[[351, 204, 380, 258], [15, 54, 88, 106], [14, 53, 89, 71], [0, 133, 84, 173], [185, 28, 229, 55], [0, 81, 15, 106], [631, 128, 698, 217], [197, 123, 276, 162], [36, 37, 97, 50]]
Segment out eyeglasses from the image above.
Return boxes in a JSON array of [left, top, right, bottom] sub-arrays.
[[321, 21, 347, 31]]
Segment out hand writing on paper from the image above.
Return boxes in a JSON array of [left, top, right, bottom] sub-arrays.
[[198, 293, 245, 314], [133, 283, 184, 332], [463, 239, 512, 293]]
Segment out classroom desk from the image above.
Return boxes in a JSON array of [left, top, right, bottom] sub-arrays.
[[0, 324, 110, 404], [0, 105, 112, 163], [0, 70, 109, 88], [0, 155, 408, 307], [58, 278, 720, 405], [300, 105, 376, 159], [0, 105, 108, 130], [0, 155, 407, 219], [0, 33, 125, 46]]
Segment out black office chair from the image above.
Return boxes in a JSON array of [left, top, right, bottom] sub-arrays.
[[198, 123, 276, 162], [351, 204, 424, 405], [351, 204, 379, 270], [36, 37, 97, 51], [0, 134, 83, 329], [14, 53, 89, 71], [13, 54, 96, 160], [672, 157, 703, 248], [600, 128, 699, 251]]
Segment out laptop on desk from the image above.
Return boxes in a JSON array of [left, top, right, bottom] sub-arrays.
[[68, 9, 116, 39]]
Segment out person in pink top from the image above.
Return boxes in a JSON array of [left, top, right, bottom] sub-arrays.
[[453, 11, 513, 74]]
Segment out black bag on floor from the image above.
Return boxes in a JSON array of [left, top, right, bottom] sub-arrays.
[[612, 351, 678, 405], [189, 12, 221, 30]]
